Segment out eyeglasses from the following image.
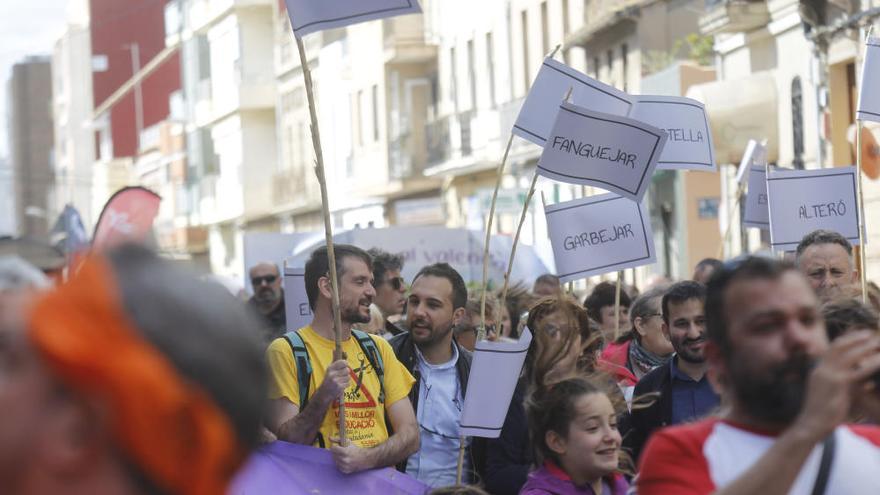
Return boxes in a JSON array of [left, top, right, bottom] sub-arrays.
[[251, 275, 277, 286], [386, 277, 406, 291]]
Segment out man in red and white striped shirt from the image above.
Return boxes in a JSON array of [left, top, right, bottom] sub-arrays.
[[637, 256, 880, 495]]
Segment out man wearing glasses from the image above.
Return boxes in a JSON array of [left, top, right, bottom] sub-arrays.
[[248, 262, 286, 343], [368, 248, 408, 337]]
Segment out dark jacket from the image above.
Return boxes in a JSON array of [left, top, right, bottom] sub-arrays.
[[481, 378, 531, 495], [623, 361, 673, 464], [248, 295, 287, 344], [389, 331, 473, 474]]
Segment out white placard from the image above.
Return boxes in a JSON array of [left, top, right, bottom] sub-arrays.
[[512, 58, 632, 146], [460, 327, 533, 438], [283, 266, 314, 332], [767, 166, 862, 252], [537, 102, 667, 202], [628, 96, 715, 171], [857, 37, 880, 124], [544, 193, 657, 282], [742, 164, 772, 230], [285, 0, 422, 37], [735, 139, 765, 184]]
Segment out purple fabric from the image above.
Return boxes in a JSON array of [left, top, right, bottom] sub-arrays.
[[229, 441, 429, 494], [519, 467, 629, 495]]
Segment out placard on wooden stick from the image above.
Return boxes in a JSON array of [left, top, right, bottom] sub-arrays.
[[628, 96, 716, 171], [857, 36, 880, 123], [285, 0, 422, 37], [537, 102, 667, 202], [544, 193, 657, 283], [513, 58, 632, 146], [283, 265, 313, 332], [767, 166, 862, 252]]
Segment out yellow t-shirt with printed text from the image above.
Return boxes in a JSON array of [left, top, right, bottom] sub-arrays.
[[267, 325, 414, 448]]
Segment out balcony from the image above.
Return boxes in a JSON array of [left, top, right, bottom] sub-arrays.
[[699, 0, 770, 36], [272, 167, 310, 207], [426, 116, 451, 167], [383, 15, 438, 64], [194, 74, 275, 127], [188, 0, 273, 34]]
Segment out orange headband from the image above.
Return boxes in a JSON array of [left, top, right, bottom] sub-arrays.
[[27, 256, 242, 495]]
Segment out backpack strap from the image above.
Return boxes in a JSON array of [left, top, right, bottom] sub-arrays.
[[283, 330, 313, 410], [352, 329, 386, 404], [282, 330, 326, 448]]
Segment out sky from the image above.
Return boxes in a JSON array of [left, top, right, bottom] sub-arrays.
[[0, 2, 71, 159], [0, 2, 70, 235]]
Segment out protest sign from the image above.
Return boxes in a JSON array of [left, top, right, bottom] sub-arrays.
[[767, 166, 862, 251], [512, 58, 632, 146], [460, 328, 533, 438], [742, 164, 772, 230], [740, 141, 770, 229], [285, 0, 422, 37], [544, 193, 656, 283], [735, 139, 764, 184], [628, 96, 715, 171], [283, 266, 313, 332], [857, 37, 880, 124], [537, 102, 667, 202], [243, 232, 316, 293]]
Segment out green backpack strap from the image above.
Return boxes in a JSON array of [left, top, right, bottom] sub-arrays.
[[352, 329, 386, 404], [282, 330, 313, 410]]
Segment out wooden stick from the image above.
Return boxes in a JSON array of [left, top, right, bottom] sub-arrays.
[[613, 271, 623, 341], [456, 436, 466, 484], [717, 181, 747, 259], [479, 133, 516, 342], [548, 44, 562, 59], [295, 34, 347, 444], [500, 171, 539, 313], [857, 114, 869, 304]]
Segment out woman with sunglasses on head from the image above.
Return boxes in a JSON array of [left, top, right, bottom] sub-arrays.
[[474, 295, 625, 495]]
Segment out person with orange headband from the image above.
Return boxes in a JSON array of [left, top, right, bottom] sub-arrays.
[[266, 244, 419, 474], [0, 244, 267, 495]]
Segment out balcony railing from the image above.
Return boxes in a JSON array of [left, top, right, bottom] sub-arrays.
[[426, 116, 451, 167]]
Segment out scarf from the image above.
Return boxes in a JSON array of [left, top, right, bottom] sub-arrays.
[[628, 337, 671, 378]]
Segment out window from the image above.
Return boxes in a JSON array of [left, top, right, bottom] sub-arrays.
[[354, 90, 363, 146], [486, 32, 497, 107], [541, 2, 549, 56], [792, 77, 805, 169], [621, 44, 628, 92], [593, 56, 599, 78], [372, 84, 380, 142], [450, 47, 458, 111], [468, 39, 477, 110], [562, 0, 570, 36], [521, 10, 530, 92], [606, 49, 613, 84]]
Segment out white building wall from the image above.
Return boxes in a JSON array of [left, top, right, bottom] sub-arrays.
[[51, 8, 95, 228]]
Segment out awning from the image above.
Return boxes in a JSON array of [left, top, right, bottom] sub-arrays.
[[686, 71, 779, 164]]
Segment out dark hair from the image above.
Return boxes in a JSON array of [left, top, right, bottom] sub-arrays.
[[584, 281, 632, 323], [705, 256, 797, 355], [795, 229, 853, 258], [526, 377, 605, 465], [661, 281, 706, 325], [367, 247, 403, 287], [304, 244, 373, 310], [822, 298, 879, 340], [107, 244, 267, 453], [412, 262, 467, 310], [534, 273, 561, 288], [695, 258, 722, 273], [627, 286, 666, 342]]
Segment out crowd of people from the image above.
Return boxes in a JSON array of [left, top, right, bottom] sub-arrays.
[[1, 227, 879, 494]]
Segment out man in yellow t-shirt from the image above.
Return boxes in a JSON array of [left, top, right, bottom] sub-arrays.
[[266, 244, 418, 474]]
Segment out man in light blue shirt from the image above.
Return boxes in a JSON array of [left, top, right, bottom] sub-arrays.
[[390, 263, 472, 487]]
